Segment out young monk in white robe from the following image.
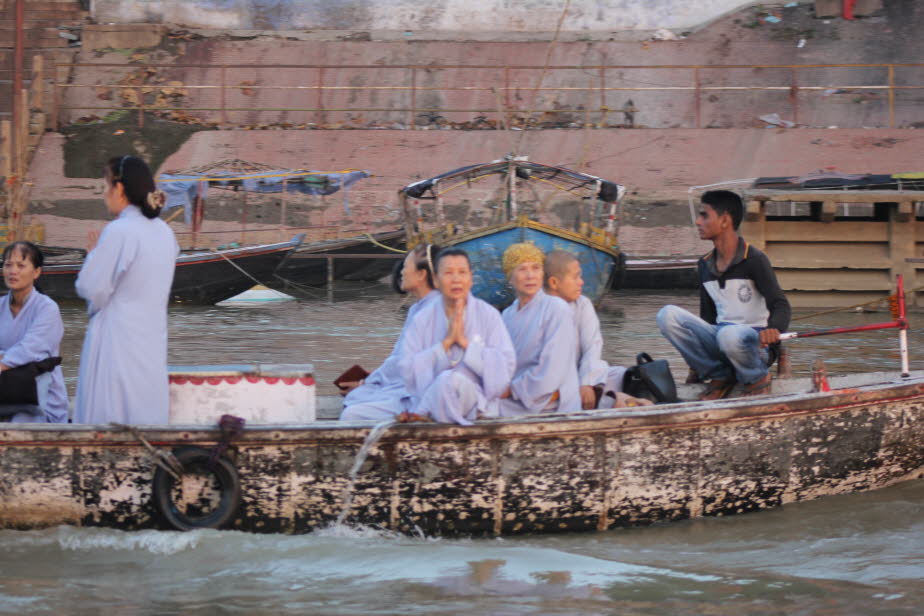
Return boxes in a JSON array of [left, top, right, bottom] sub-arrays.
[[398, 249, 515, 425], [544, 249, 651, 409], [340, 244, 441, 421], [74, 156, 178, 425], [498, 243, 580, 416]]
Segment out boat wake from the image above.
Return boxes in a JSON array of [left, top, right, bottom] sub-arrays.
[[0, 525, 213, 555]]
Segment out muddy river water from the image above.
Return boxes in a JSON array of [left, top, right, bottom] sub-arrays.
[[1, 285, 922, 614]]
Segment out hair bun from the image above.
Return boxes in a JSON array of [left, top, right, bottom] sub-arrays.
[[146, 189, 166, 210]]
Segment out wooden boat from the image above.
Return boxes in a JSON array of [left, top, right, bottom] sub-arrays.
[[399, 157, 626, 308], [2, 369, 922, 535], [2, 236, 305, 304], [272, 229, 406, 288]]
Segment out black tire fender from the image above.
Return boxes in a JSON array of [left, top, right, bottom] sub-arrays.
[[152, 446, 242, 531]]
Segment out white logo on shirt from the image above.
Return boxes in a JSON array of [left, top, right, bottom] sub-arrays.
[[737, 283, 753, 303]]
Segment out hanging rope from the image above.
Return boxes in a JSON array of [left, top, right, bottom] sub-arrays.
[[364, 233, 407, 253], [514, 0, 572, 155], [215, 249, 274, 288]]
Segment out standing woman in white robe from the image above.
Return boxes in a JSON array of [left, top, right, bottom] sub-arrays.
[[74, 156, 178, 424], [0, 242, 69, 423], [340, 244, 442, 421], [398, 248, 516, 425], [498, 243, 580, 417]]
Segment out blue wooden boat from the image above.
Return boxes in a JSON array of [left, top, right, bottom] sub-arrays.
[[399, 157, 626, 308]]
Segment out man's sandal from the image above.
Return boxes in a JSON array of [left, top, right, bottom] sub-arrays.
[[698, 379, 736, 401], [742, 373, 772, 397]]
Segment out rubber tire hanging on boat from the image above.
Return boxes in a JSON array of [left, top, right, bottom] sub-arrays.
[[152, 446, 242, 531]]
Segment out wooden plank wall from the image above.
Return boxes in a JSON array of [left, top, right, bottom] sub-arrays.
[[743, 190, 924, 309]]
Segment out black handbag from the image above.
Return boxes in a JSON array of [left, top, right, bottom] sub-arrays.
[[622, 353, 679, 404], [0, 357, 62, 406]]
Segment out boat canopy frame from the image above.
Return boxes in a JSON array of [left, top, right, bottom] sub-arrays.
[[398, 157, 625, 241]]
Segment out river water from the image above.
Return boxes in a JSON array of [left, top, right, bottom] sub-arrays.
[[2, 285, 923, 614]]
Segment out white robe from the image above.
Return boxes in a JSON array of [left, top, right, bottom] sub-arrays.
[[572, 294, 626, 400], [0, 290, 68, 423], [399, 294, 515, 425], [340, 290, 440, 421], [499, 290, 580, 416], [74, 206, 178, 424]]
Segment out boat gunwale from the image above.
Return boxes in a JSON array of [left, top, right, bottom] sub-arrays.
[[443, 218, 620, 258], [745, 189, 924, 201], [36, 237, 302, 274], [3, 373, 922, 447], [292, 229, 405, 255]]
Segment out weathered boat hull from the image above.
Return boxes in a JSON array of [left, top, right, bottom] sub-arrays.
[[2, 372, 923, 536], [170, 239, 302, 304], [273, 230, 406, 287], [4, 238, 303, 304], [446, 221, 620, 308]]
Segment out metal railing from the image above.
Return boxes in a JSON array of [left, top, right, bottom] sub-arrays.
[[50, 61, 924, 130]]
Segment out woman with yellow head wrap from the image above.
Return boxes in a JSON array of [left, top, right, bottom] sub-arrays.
[[497, 241, 581, 417], [502, 242, 545, 278]]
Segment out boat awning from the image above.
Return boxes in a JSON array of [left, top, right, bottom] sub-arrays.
[[158, 160, 370, 224], [752, 172, 924, 191], [400, 160, 624, 203]]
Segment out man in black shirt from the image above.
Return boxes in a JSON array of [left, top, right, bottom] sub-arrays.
[[656, 190, 790, 400]]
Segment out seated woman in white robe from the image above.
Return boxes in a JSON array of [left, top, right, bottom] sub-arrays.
[[0, 242, 69, 423], [497, 243, 580, 416], [340, 244, 442, 421], [74, 156, 178, 424], [544, 249, 651, 409], [398, 248, 515, 425]]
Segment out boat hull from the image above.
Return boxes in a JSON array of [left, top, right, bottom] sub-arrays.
[[2, 372, 922, 536], [5, 239, 301, 304], [621, 256, 700, 289], [273, 230, 405, 287], [171, 242, 300, 304], [447, 225, 619, 308]]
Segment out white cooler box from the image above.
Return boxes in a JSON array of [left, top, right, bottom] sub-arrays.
[[168, 364, 316, 425]]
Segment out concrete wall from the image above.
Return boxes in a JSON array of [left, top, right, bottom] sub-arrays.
[[91, 0, 756, 32], [26, 127, 924, 260]]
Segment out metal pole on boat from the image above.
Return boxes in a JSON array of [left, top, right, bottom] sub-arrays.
[[240, 188, 248, 245], [399, 191, 415, 238], [193, 180, 204, 248], [605, 190, 618, 237], [592, 179, 602, 233], [433, 179, 446, 229], [326, 255, 335, 302], [898, 274, 910, 377], [508, 160, 517, 220], [279, 177, 288, 243]]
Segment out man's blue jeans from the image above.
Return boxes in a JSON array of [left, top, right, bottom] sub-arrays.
[[656, 305, 769, 385]]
